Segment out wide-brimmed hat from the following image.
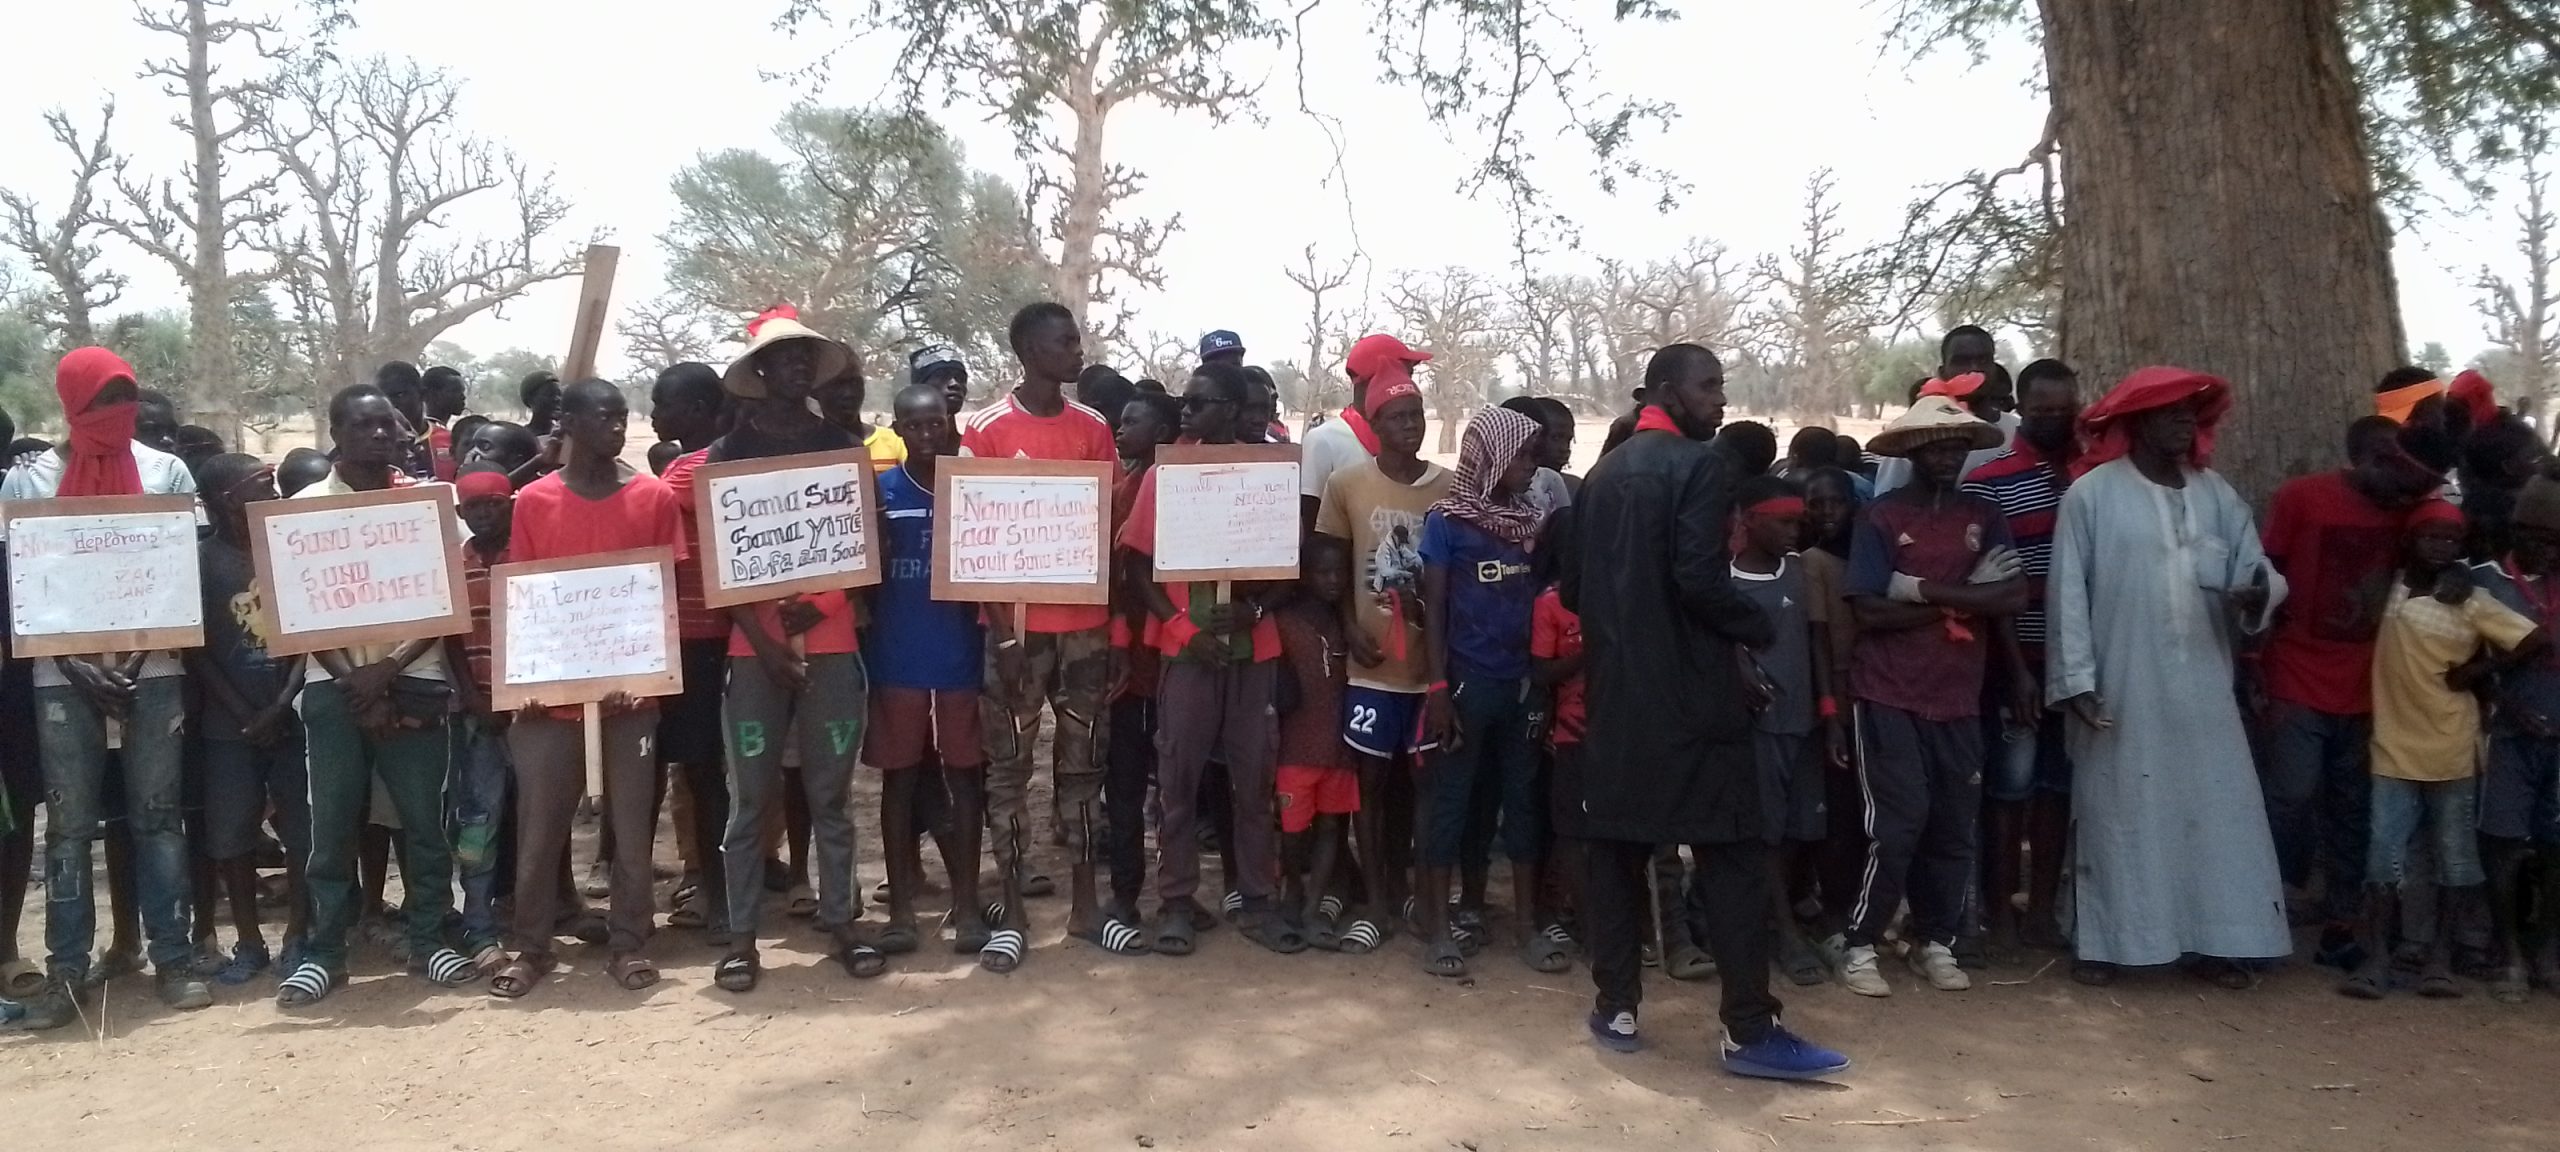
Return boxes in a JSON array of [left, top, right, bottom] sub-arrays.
[[722, 305, 855, 399], [1868, 396, 2005, 458]]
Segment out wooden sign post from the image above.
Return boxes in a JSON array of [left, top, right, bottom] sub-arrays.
[[931, 458, 1113, 638], [1150, 444, 1303, 602], [247, 486, 470, 657], [560, 244, 620, 383], [490, 548, 681, 798], [2, 494, 205, 659], [691, 448, 882, 608]]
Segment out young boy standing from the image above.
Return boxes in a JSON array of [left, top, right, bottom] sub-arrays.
[[1314, 369, 1450, 950], [185, 454, 308, 986], [1729, 474, 1833, 985], [1104, 390, 1180, 939], [1278, 545, 1362, 949], [2342, 501, 2545, 999], [1840, 397, 2023, 998], [865, 383, 990, 962], [2475, 477, 2560, 1001], [486, 379, 689, 998], [1122, 362, 1294, 955], [1415, 406, 1553, 977], [649, 362, 734, 939], [447, 463, 514, 972]]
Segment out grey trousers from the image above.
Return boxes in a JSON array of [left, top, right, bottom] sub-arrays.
[[508, 708, 657, 956], [721, 652, 866, 938]]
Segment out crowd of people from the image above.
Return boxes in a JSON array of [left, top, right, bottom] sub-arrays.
[[0, 304, 2554, 1085]]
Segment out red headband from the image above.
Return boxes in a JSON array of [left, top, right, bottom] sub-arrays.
[[456, 470, 514, 501], [1919, 373, 1985, 400], [1744, 496, 1806, 519], [2406, 499, 2464, 533]]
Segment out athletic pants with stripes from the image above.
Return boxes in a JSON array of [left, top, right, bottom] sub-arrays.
[[1846, 701, 1982, 949]]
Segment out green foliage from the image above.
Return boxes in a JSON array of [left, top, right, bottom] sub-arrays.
[[2417, 340, 2454, 374], [0, 298, 49, 433], [99, 311, 191, 399], [470, 349, 559, 418], [1852, 337, 1943, 408]]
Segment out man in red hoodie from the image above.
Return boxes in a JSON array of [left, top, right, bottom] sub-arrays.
[[2, 348, 211, 1026]]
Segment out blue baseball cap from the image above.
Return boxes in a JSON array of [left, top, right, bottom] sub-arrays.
[[908, 343, 965, 380], [1198, 330, 1245, 359]]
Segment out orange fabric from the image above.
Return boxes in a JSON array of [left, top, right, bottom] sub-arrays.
[[2375, 378, 2447, 425]]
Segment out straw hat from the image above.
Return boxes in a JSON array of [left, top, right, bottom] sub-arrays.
[[1868, 396, 2006, 458], [722, 304, 854, 399]]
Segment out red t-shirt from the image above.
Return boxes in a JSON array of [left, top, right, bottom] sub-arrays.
[[1275, 604, 1346, 769], [508, 470, 690, 717], [656, 449, 726, 642], [1531, 587, 1585, 746], [1117, 462, 1281, 661], [2263, 470, 2403, 715], [960, 390, 1120, 635]]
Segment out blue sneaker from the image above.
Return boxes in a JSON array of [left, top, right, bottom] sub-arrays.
[[1721, 1022, 1849, 1080], [1588, 1009, 1640, 1053]]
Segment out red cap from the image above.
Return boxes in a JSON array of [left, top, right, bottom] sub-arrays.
[[1345, 334, 1431, 381]]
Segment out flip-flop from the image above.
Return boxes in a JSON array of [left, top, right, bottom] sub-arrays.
[[1022, 873, 1057, 898], [275, 961, 339, 1006], [1332, 918, 1383, 956], [1521, 932, 1571, 974], [838, 942, 888, 979], [1223, 890, 1246, 922], [1077, 914, 1151, 957], [1239, 912, 1311, 955], [487, 953, 554, 998], [2336, 963, 2388, 1000], [1183, 897, 1219, 933], [952, 903, 1003, 954], [1420, 938, 1468, 978], [1664, 944, 1716, 982], [979, 929, 1026, 973], [417, 947, 482, 987], [609, 953, 662, 990], [1779, 936, 1829, 986], [2416, 969, 2463, 999], [2491, 966, 2530, 1004], [3, 958, 50, 998], [785, 885, 820, 918], [667, 886, 708, 930], [872, 922, 922, 956], [2071, 960, 2119, 987], [714, 950, 760, 993], [1152, 912, 1198, 957]]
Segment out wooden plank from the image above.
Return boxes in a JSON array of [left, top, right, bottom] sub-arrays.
[[930, 457, 1114, 606], [1148, 442, 1303, 583], [689, 448, 882, 609], [560, 243, 621, 382], [1, 494, 205, 659], [248, 485, 471, 657], [487, 547, 682, 712]]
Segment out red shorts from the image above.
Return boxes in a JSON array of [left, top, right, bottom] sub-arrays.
[[863, 686, 983, 771], [1277, 763, 1360, 833]]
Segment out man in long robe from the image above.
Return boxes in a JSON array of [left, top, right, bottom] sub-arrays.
[[2043, 367, 2293, 981]]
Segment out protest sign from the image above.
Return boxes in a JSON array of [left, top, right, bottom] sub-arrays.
[[931, 458, 1112, 606], [690, 448, 880, 608], [247, 485, 469, 657], [488, 547, 680, 712], [1149, 444, 1302, 583], [0, 494, 203, 658]]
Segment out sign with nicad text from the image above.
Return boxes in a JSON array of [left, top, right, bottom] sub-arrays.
[[0, 494, 205, 659], [931, 457, 1114, 605], [690, 448, 880, 608], [246, 485, 471, 656]]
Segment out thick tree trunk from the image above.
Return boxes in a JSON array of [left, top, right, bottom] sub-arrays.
[[2040, 0, 2401, 499], [182, 0, 240, 437]]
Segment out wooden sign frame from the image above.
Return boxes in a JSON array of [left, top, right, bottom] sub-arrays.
[[488, 547, 682, 712], [247, 484, 471, 657], [931, 457, 1114, 606], [1150, 443, 1304, 583], [690, 448, 882, 609], [560, 244, 620, 383], [0, 494, 204, 659]]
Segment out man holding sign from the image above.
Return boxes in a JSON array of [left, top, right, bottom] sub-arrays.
[[959, 302, 1121, 971], [0, 347, 208, 1027], [488, 379, 689, 999], [278, 385, 477, 1006]]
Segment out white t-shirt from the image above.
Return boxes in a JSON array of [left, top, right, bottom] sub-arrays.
[[1298, 416, 1372, 502], [0, 444, 204, 687]]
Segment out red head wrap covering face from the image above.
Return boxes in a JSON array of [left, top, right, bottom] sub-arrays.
[[2072, 366, 2231, 478], [1430, 406, 1546, 546], [54, 346, 143, 498], [2447, 369, 2498, 429]]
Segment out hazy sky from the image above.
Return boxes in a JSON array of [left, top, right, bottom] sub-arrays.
[[0, 0, 2527, 385]]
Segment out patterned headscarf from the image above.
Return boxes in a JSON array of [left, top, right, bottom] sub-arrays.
[[1430, 406, 1546, 545]]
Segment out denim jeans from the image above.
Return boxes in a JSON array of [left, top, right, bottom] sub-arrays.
[[36, 679, 192, 979], [2367, 775, 2485, 888], [451, 716, 511, 952], [1423, 678, 1541, 867], [2261, 702, 2373, 918]]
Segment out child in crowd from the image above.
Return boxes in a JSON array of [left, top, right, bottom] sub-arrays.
[[1278, 543, 1364, 950], [446, 463, 515, 973], [1531, 551, 1588, 968], [865, 383, 989, 963], [1729, 474, 1832, 986], [1416, 406, 1557, 976], [1797, 466, 1863, 959], [1839, 398, 2022, 998], [184, 453, 309, 986], [1122, 363, 1294, 955], [1104, 390, 1180, 938], [2476, 476, 2560, 1002], [2342, 501, 2546, 999]]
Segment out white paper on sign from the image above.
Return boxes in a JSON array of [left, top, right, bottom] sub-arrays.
[[503, 563, 669, 687], [6, 511, 202, 638], [263, 500, 454, 635], [706, 463, 870, 593], [1152, 460, 1300, 573], [946, 474, 1101, 585]]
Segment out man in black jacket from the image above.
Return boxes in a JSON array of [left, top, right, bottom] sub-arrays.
[[1562, 342, 1850, 1080]]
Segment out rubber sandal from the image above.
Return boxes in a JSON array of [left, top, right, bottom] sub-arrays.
[[1223, 890, 1245, 922], [1077, 915, 1151, 956], [418, 947, 481, 987], [1521, 932, 1572, 974], [1183, 897, 1219, 933], [785, 885, 819, 918], [1779, 936, 1829, 986], [1334, 919, 1383, 956], [469, 941, 506, 975], [953, 905, 996, 954], [610, 953, 662, 990], [667, 887, 707, 930], [1317, 895, 1346, 926], [1664, 944, 1716, 982], [1420, 937, 1468, 978], [872, 922, 921, 955], [1239, 912, 1311, 955], [2416, 969, 2463, 999], [580, 861, 611, 899], [276, 961, 338, 1006], [1022, 873, 1057, 898], [2071, 960, 2119, 987], [555, 910, 609, 946], [0, 958, 46, 999], [1152, 911, 1198, 957], [979, 929, 1026, 973], [2491, 966, 2530, 1004], [2336, 963, 2388, 999], [715, 950, 760, 993], [488, 954, 554, 998]]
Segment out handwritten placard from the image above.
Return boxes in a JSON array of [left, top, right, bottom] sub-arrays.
[[931, 457, 1113, 605], [1151, 443, 1302, 582], [690, 449, 880, 609], [1, 495, 204, 659], [489, 548, 681, 711], [247, 485, 470, 657]]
